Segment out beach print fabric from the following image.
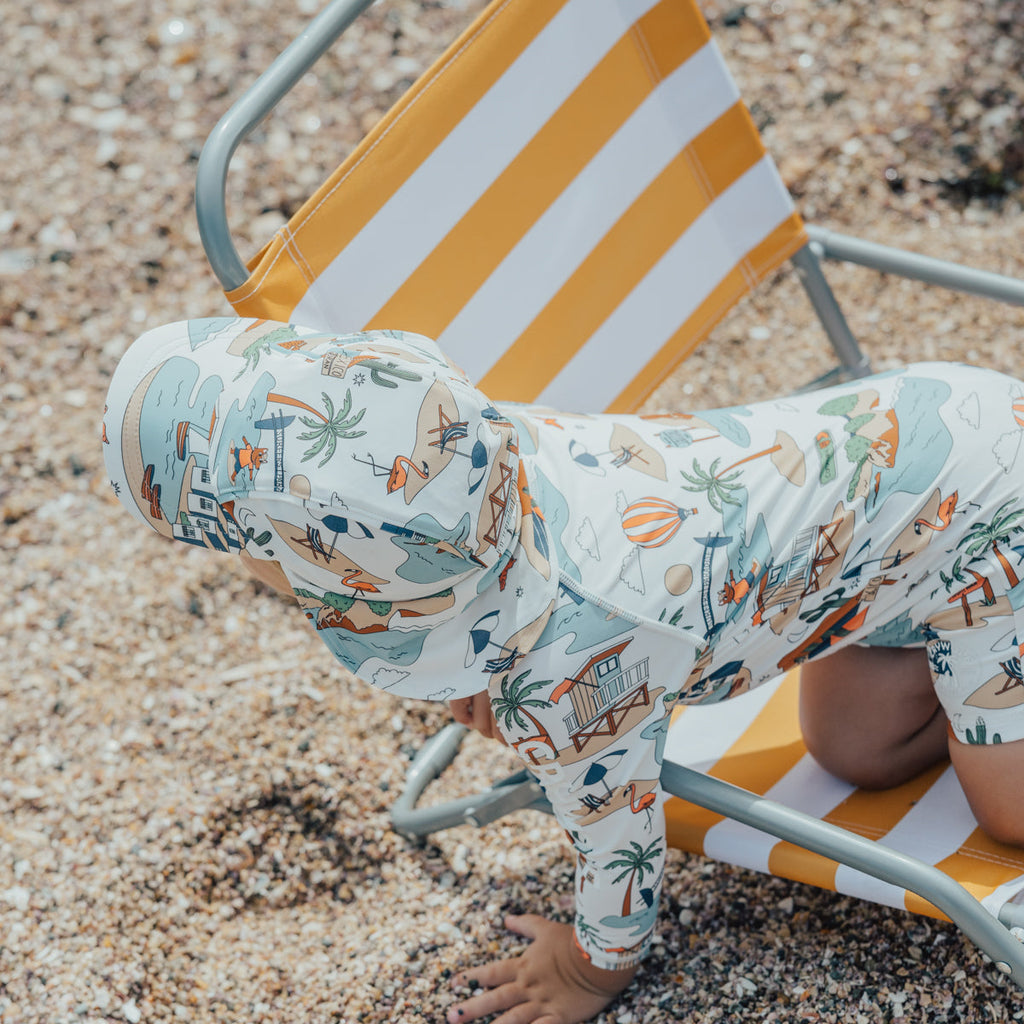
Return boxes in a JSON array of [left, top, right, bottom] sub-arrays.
[[102, 319, 558, 703], [104, 319, 1024, 969]]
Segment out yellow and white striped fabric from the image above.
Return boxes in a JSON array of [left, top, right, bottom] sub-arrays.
[[223, 0, 1024, 925], [226, 0, 806, 412], [665, 672, 1024, 923]]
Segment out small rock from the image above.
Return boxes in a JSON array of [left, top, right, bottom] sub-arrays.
[[0, 887, 30, 911]]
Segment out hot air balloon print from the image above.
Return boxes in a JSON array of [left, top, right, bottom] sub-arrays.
[[620, 497, 699, 549]]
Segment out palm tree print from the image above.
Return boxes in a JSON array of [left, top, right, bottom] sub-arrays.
[[938, 555, 969, 594], [575, 916, 602, 945], [681, 432, 804, 512], [608, 838, 661, 917], [957, 500, 1024, 589], [679, 458, 744, 514], [490, 669, 557, 761], [262, 389, 367, 467], [233, 324, 301, 379]]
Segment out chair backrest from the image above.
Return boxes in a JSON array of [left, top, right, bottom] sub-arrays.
[[225, 0, 807, 412]]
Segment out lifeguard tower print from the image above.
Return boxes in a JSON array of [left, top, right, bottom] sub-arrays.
[[752, 508, 853, 634], [552, 640, 651, 755]]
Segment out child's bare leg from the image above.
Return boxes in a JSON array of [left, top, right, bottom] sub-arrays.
[[948, 735, 1024, 847], [799, 645, 948, 790]]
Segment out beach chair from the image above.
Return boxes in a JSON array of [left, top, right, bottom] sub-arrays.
[[194, 0, 1024, 986]]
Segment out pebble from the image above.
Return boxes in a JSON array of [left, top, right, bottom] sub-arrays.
[[0, 887, 31, 911]]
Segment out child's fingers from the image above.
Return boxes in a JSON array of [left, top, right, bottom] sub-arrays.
[[502, 913, 548, 941], [448, 697, 473, 727], [454, 957, 517, 992], [447, 970, 517, 1024], [448, 692, 504, 740], [471, 694, 497, 738], [448, 985, 554, 1024]]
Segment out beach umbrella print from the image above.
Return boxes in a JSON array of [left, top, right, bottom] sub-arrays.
[[570, 749, 628, 800], [465, 610, 522, 674], [461, 437, 490, 494], [466, 610, 500, 667], [319, 513, 373, 561]]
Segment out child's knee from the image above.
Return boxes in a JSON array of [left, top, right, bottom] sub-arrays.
[[802, 727, 906, 790], [949, 733, 1024, 847]]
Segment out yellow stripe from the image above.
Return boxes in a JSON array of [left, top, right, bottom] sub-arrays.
[[765, 760, 948, 894], [227, 0, 571, 318], [665, 669, 805, 853], [363, 0, 710, 341], [610, 212, 806, 411], [479, 99, 764, 402], [905, 826, 1024, 920], [825, 762, 947, 840], [765, 843, 841, 894]]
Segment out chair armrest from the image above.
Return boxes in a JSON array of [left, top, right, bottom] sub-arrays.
[[195, 0, 376, 290]]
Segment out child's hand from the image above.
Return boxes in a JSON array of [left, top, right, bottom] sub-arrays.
[[447, 914, 636, 1024], [448, 690, 506, 744]]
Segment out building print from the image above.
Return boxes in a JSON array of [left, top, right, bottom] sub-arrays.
[[551, 640, 651, 754], [172, 461, 242, 552], [754, 515, 845, 625]]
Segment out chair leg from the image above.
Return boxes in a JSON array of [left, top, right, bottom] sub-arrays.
[[662, 761, 1024, 989], [790, 242, 872, 382], [388, 726, 1024, 989], [389, 723, 547, 840], [806, 225, 1024, 306]]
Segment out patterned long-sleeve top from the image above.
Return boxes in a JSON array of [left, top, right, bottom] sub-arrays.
[[104, 318, 1024, 969]]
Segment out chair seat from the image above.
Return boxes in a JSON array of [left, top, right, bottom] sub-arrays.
[[665, 670, 1024, 923]]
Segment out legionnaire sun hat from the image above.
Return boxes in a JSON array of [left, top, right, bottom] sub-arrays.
[[103, 317, 558, 699]]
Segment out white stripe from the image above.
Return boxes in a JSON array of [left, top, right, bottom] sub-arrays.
[[701, 754, 854, 874], [537, 155, 794, 410], [664, 674, 784, 769], [832, 767, 977, 909], [982, 874, 1024, 925], [292, 0, 664, 330], [437, 41, 741, 380]]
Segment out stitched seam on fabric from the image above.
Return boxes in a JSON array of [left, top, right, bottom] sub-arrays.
[[557, 570, 704, 648], [684, 144, 715, 206], [629, 24, 661, 87], [230, 0, 516, 304], [824, 819, 1024, 870], [954, 847, 1024, 869], [283, 223, 315, 286], [823, 819, 890, 840], [615, 220, 809, 410]]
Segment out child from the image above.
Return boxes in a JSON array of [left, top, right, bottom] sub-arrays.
[[103, 317, 1024, 1024]]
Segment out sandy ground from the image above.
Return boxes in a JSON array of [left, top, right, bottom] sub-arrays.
[[4, 0, 1024, 1021]]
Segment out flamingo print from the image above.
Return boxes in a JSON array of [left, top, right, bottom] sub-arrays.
[[339, 569, 382, 595], [623, 783, 656, 831], [387, 455, 430, 493], [914, 490, 959, 534], [352, 452, 430, 493]]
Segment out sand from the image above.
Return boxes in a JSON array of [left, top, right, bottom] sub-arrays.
[[3, 0, 1024, 1020]]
